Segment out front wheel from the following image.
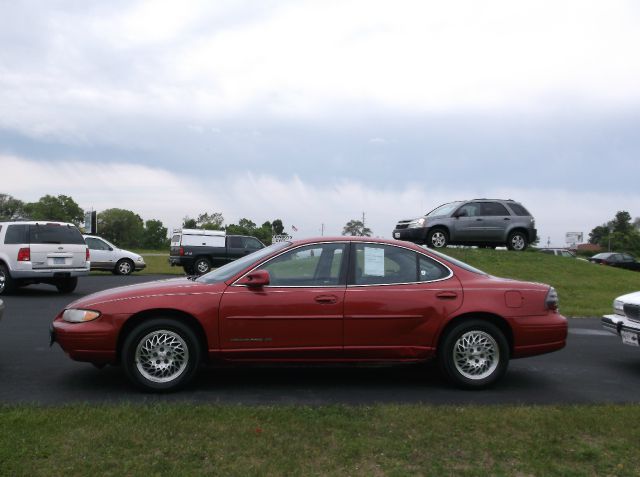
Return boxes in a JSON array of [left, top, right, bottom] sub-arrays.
[[115, 259, 134, 275], [122, 318, 201, 392], [427, 228, 449, 248], [438, 320, 509, 389], [56, 277, 78, 294], [507, 231, 528, 251]]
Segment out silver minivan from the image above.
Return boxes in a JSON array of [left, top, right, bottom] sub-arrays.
[[0, 221, 90, 294]]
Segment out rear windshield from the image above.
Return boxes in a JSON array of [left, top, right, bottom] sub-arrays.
[[29, 224, 85, 245]]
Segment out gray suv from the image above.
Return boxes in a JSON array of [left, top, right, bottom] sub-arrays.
[[393, 199, 537, 251]]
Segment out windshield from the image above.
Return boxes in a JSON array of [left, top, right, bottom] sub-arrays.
[[196, 241, 291, 284], [426, 201, 463, 217], [592, 253, 613, 259], [427, 248, 488, 276]]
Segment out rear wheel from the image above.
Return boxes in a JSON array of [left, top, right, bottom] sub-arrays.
[[122, 318, 201, 392], [194, 257, 211, 275], [438, 319, 509, 389], [0, 264, 15, 295], [507, 231, 528, 251], [56, 277, 78, 294], [427, 228, 449, 249], [115, 259, 134, 275]]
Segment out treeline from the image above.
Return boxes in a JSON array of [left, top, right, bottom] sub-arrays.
[[0, 193, 286, 249], [589, 211, 640, 255]]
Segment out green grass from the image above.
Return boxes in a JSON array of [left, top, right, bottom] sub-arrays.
[[0, 403, 638, 476], [441, 249, 640, 317]]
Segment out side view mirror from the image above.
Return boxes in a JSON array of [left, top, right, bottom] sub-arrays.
[[236, 269, 270, 287], [454, 210, 468, 218]]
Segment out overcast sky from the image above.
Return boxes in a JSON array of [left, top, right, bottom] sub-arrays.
[[1, 0, 639, 245]]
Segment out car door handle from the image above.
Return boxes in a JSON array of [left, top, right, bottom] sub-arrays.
[[436, 291, 458, 300], [315, 295, 338, 304], [503, 217, 511, 221], [475, 218, 483, 221]]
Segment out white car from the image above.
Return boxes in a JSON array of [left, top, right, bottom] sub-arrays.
[[83, 235, 146, 275], [602, 291, 640, 347]]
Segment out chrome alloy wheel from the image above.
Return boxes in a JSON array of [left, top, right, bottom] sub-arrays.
[[431, 231, 447, 248], [0, 271, 5, 294], [510, 234, 526, 251], [118, 260, 132, 275], [195, 260, 210, 274], [453, 331, 499, 380], [135, 330, 189, 383]]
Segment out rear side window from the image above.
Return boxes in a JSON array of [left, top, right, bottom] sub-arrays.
[[4, 224, 28, 244], [29, 224, 85, 245], [481, 202, 510, 216], [171, 234, 181, 243], [507, 203, 531, 216]]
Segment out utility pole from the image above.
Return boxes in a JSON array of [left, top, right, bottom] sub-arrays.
[[321, 223, 324, 236]]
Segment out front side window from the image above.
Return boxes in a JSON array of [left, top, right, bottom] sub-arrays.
[[228, 236, 243, 248], [353, 243, 449, 285], [455, 203, 481, 217], [258, 243, 347, 287], [243, 237, 263, 250]]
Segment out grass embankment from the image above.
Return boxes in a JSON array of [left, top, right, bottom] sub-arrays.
[[442, 249, 640, 317], [1, 404, 637, 476]]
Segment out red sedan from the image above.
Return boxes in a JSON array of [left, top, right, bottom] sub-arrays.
[[51, 237, 567, 392]]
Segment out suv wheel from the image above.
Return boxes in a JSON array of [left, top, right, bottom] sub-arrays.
[[438, 319, 509, 389], [0, 264, 15, 295], [507, 231, 528, 251], [427, 228, 449, 248], [56, 277, 78, 294], [194, 258, 211, 275], [115, 259, 134, 275]]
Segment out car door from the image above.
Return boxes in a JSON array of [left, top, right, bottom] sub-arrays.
[[226, 236, 253, 263], [218, 242, 349, 359], [451, 202, 484, 242], [85, 237, 113, 269], [479, 202, 512, 241], [343, 243, 463, 360]]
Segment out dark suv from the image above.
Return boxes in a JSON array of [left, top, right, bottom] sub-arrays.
[[393, 199, 537, 251]]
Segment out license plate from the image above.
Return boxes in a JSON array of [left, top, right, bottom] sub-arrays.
[[621, 330, 639, 347], [394, 232, 400, 239], [53, 257, 65, 265]]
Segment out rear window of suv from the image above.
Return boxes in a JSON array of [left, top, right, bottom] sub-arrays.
[[506, 203, 531, 216], [5, 224, 84, 245]]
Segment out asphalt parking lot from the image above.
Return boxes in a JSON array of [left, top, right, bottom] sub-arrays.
[[0, 275, 639, 405]]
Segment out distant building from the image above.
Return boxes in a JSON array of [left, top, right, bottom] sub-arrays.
[[576, 243, 602, 253]]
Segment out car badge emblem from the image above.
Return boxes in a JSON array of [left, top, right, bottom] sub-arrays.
[[58, 247, 64, 250]]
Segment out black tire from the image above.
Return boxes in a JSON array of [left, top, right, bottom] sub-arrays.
[[115, 259, 134, 275], [507, 231, 528, 251], [438, 319, 509, 389], [122, 318, 202, 392], [0, 263, 15, 295], [427, 228, 449, 249], [193, 257, 211, 275], [56, 277, 78, 294], [183, 265, 195, 275]]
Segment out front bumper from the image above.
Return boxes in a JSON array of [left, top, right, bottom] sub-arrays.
[[134, 262, 147, 271], [392, 227, 427, 243], [50, 315, 119, 364], [602, 314, 640, 346]]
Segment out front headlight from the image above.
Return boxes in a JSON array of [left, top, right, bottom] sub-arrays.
[[614, 300, 625, 316], [62, 309, 101, 323], [407, 218, 426, 228]]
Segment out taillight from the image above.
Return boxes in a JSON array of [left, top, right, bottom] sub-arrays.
[[179, 247, 184, 256], [17, 247, 31, 262], [545, 287, 559, 311], [86, 247, 91, 261]]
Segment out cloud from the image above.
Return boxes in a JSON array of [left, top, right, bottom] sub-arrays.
[[2, 154, 638, 247]]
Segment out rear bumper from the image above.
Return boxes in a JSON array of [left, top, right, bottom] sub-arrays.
[[169, 256, 192, 267], [392, 227, 426, 243], [511, 312, 568, 358], [12, 267, 90, 279]]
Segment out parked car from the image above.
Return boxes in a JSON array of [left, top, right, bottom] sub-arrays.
[[539, 248, 576, 258], [393, 199, 537, 251], [0, 221, 89, 295], [587, 252, 640, 271], [83, 235, 146, 275], [602, 291, 640, 347], [169, 229, 265, 275], [51, 236, 567, 392]]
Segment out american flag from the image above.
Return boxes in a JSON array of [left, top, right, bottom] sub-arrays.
[[291, 225, 298, 232]]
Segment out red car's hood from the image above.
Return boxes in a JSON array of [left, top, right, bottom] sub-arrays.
[[66, 277, 226, 309]]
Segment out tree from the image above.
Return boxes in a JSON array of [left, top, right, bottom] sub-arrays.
[[272, 219, 284, 235], [24, 194, 84, 224], [182, 216, 197, 228], [142, 219, 169, 249], [197, 212, 224, 230], [589, 210, 640, 254], [342, 219, 372, 237], [98, 208, 144, 248], [226, 218, 275, 245], [0, 193, 25, 220]]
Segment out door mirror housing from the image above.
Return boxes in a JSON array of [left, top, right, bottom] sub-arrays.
[[454, 209, 468, 218], [236, 269, 270, 287]]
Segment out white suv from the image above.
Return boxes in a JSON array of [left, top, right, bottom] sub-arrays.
[[83, 235, 146, 275], [0, 221, 90, 295]]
